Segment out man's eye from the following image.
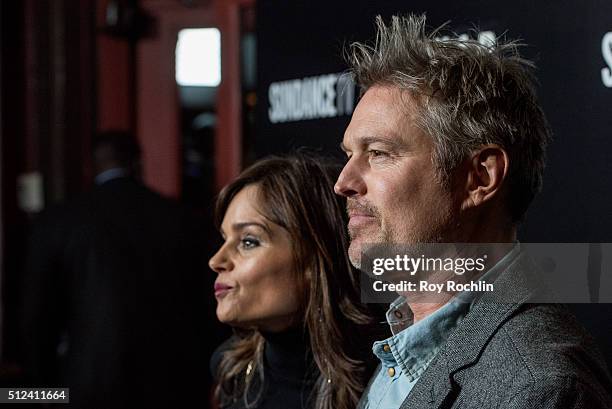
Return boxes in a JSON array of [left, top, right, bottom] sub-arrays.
[[368, 149, 386, 158], [240, 238, 260, 249]]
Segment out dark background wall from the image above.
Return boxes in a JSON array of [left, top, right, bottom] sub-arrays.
[[255, 0, 612, 366]]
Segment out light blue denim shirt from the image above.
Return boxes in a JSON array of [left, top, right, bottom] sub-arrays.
[[364, 244, 521, 409]]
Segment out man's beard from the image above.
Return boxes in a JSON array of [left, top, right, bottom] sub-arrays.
[[346, 199, 382, 269], [346, 198, 457, 270]]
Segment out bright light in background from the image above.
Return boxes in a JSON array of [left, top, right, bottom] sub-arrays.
[[176, 28, 221, 87]]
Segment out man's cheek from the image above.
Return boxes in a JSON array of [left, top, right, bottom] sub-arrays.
[[370, 177, 401, 207]]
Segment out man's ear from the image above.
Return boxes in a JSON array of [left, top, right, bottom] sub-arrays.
[[461, 145, 509, 211]]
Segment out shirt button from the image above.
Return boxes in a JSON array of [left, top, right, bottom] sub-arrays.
[[387, 367, 395, 377], [394, 310, 403, 319], [383, 344, 391, 353]]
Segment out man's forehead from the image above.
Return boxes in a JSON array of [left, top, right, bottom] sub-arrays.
[[343, 85, 424, 148], [357, 85, 410, 114]]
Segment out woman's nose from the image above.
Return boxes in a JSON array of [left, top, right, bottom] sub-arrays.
[[209, 246, 233, 274]]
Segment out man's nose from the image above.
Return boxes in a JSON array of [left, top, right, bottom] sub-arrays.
[[334, 158, 366, 197]]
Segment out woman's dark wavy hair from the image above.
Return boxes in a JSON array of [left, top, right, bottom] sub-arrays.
[[213, 153, 375, 409]]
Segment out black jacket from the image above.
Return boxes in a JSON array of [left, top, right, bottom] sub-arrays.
[[20, 177, 217, 408]]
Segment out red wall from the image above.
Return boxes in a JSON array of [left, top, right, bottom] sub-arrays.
[[96, 0, 248, 197], [96, 0, 134, 133]]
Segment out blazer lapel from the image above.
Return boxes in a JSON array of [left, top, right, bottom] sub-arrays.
[[399, 253, 539, 409]]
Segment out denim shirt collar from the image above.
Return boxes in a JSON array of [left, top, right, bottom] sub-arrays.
[[372, 242, 522, 381], [373, 295, 470, 381]]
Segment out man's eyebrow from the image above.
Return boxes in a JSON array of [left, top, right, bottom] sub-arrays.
[[344, 136, 403, 151], [363, 136, 402, 148]]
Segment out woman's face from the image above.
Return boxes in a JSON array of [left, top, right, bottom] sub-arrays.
[[209, 185, 302, 332]]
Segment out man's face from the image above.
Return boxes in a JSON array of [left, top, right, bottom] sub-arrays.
[[335, 85, 460, 267]]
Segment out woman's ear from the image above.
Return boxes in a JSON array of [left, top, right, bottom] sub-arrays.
[[461, 144, 509, 211]]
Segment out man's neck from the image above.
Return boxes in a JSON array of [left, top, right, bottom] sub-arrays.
[[409, 300, 454, 323], [400, 228, 518, 323]]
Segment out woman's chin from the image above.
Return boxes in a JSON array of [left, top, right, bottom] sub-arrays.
[[216, 308, 245, 328], [215, 305, 233, 324]]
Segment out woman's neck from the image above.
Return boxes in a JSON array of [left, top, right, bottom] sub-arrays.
[[260, 328, 312, 379]]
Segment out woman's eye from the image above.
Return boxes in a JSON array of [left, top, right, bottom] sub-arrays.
[[240, 238, 260, 249]]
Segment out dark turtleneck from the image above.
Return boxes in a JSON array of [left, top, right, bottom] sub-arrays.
[[211, 329, 317, 409]]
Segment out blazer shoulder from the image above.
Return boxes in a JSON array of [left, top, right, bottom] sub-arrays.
[[442, 303, 612, 408], [508, 373, 612, 409], [483, 303, 612, 397]]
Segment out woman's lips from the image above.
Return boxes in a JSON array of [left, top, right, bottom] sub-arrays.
[[214, 283, 234, 298]]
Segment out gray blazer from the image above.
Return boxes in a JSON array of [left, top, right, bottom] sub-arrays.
[[358, 254, 612, 409]]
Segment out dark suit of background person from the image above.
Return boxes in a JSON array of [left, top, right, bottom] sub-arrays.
[[18, 131, 221, 408]]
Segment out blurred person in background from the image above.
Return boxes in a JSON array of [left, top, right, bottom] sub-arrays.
[[208, 154, 383, 409], [19, 131, 216, 408]]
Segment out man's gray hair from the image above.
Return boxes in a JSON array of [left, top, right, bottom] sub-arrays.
[[347, 14, 551, 222]]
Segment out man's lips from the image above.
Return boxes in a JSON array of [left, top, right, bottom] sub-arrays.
[[348, 213, 376, 229], [214, 283, 234, 297]]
